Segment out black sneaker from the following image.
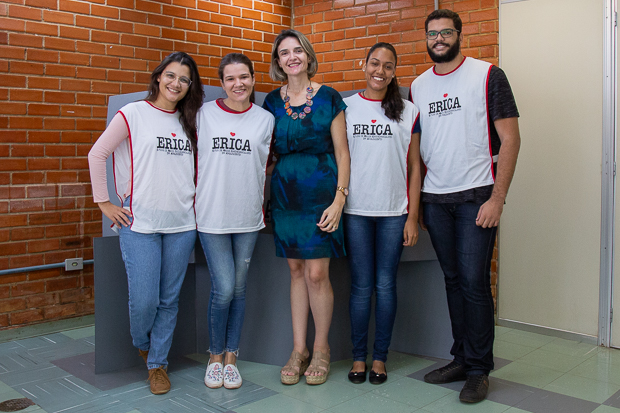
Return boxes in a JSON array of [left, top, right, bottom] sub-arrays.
[[423, 361, 467, 384], [459, 374, 489, 403]]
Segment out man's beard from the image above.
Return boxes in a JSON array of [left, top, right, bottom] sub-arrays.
[[427, 37, 461, 64]]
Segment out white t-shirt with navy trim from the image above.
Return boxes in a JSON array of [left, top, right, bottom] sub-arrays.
[[343, 93, 419, 217], [410, 57, 495, 194], [195, 100, 274, 234], [113, 100, 196, 234]]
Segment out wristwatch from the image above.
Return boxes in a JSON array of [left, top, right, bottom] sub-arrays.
[[337, 186, 349, 196]]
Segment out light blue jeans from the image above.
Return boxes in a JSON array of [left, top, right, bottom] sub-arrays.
[[199, 231, 259, 356], [118, 198, 196, 370]]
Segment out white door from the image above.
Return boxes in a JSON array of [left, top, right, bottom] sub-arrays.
[[611, 5, 620, 347]]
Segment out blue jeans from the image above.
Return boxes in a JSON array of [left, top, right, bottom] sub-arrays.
[[199, 231, 259, 355], [344, 213, 407, 363], [118, 201, 196, 370], [423, 202, 497, 375]]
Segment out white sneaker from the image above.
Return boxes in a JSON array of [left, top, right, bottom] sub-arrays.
[[204, 361, 223, 388], [223, 364, 242, 389]]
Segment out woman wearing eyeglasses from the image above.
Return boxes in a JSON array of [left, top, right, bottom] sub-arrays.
[[88, 52, 204, 395], [195, 53, 274, 390]]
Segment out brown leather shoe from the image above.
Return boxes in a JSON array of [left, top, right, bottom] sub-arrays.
[[148, 367, 170, 395], [138, 349, 149, 364]]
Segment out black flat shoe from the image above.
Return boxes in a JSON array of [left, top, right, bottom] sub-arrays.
[[348, 364, 367, 384], [369, 369, 387, 385]]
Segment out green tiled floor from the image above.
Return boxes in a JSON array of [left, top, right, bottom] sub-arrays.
[[422, 394, 510, 413], [490, 361, 565, 388], [0, 325, 620, 412], [543, 373, 620, 403], [515, 348, 587, 372], [372, 378, 453, 408], [493, 340, 537, 361], [594, 406, 620, 413]]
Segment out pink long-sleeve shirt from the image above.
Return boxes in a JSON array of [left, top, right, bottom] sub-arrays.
[[88, 112, 131, 203]]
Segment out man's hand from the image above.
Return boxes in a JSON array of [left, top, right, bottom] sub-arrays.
[[478, 116, 520, 229], [476, 197, 503, 228]]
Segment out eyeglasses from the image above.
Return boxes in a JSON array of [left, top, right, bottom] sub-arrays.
[[162, 71, 192, 87], [426, 29, 460, 40]]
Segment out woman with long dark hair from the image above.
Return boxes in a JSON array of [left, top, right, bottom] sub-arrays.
[[263, 29, 350, 386], [343, 43, 421, 385], [88, 52, 204, 395], [195, 53, 274, 390]]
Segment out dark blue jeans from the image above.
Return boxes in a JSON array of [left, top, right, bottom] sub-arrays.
[[423, 202, 497, 375], [344, 213, 407, 363]]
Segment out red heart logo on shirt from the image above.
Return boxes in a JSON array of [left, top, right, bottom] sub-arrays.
[[230, 132, 236, 136], [443, 93, 448, 98], [371, 120, 376, 123], [171, 133, 176, 137]]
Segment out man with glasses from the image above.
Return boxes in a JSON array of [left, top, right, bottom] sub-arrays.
[[410, 9, 521, 403]]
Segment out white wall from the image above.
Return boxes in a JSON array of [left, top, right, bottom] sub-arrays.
[[498, 0, 603, 336]]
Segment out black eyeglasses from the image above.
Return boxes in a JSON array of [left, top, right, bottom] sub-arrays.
[[426, 29, 460, 40]]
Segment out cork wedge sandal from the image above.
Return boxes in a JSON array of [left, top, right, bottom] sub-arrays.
[[280, 351, 310, 385], [305, 349, 330, 385]]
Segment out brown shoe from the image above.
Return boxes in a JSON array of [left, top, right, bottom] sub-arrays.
[[138, 349, 149, 364], [148, 367, 170, 395]]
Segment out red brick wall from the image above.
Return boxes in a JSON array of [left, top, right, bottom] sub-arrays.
[[293, 0, 498, 91], [1, 0, 499, 328], [0, 0, 290, 329]]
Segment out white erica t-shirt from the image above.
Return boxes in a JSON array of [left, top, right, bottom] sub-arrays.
[[344, 93, 419, 216], [113, 101, 196, 234], [410, 57, 495, 194], [195, 100, 274, 234]]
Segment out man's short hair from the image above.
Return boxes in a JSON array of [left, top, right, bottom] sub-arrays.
[[425, 9, 463, 33]]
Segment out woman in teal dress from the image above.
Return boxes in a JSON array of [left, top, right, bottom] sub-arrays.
[[263, 29, 350, 386]]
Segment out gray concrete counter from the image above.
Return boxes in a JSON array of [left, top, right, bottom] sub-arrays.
[[94, 233, 451, 373]]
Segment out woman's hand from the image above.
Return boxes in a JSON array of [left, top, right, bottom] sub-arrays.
[[418, 204, 427, 231], [321, 109, 349, 234], [99, 201, 132, 228], [317, 197, 345, 233], [403, 215, 419, 246]]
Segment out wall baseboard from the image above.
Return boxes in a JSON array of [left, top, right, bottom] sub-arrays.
[[0, 315, 95, 344], [497, 318, 599, 346]]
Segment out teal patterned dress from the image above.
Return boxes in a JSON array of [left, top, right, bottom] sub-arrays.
[[263, 86, 347, 259]]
